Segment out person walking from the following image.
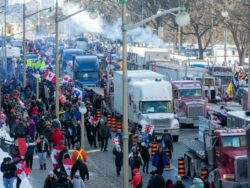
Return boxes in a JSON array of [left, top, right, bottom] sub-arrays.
[[25, 135, 36, 170], [52, 173, 73, 188], [44, 171, 57, 188], [165, 179, 175, 188], [36, 134, 49, 170], [152, 145, 168, 174], [71, 158, 89, 182], [175, 176, 185, 188], [141, 142, 150, 174], [1, 157, 16, 188], [129, 146, 143, 178], [72, 145, 87, 164], [71, 171, 86, 188], [112, 145, 123, 176], [151, 170, 165, 188], [161, 132, 173, 159], [99, 120, 111, 151], [50, 127, 64, 147], [130, 168, 142, 188]]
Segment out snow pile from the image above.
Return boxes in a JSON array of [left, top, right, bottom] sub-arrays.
[[0, 149, 32, 188], [0, 126, 13, 142]]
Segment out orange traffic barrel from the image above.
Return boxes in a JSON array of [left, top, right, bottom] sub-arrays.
[[132, 134, 137, 146], [111, 116, 116, 131], [96, 110, 101, 120], [151, 143, 157, 157], [107, 114, 112, 127], [200, 167, 208, 180], [178, 157, 185, 178], [165, 150, 171, 169], [117, 120, 123, 132]]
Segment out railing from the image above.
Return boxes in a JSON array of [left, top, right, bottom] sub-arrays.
[[0, 138, 14, 155]]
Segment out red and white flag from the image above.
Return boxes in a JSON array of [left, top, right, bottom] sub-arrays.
[[143, 124, 154, 135], [112, 137, 121, 145], [16, 161, 30, 180], [51, 145, 64, 169], [63, 158, 73, 176], [43, 70, 56, 83], [63, 75, 73, 83]]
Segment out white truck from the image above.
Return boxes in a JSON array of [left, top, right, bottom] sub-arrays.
[[113, 70, 180, 141]]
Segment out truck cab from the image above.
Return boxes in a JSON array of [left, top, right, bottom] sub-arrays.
[[73, 55, 99, 87], [208, 129, 247, 188], [172, 80, 206, 126]]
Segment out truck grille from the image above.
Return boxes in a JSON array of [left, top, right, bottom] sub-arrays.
[[187, 105, 205, 119], [151, 119, 171, 129], [235, 156, 248, 182]]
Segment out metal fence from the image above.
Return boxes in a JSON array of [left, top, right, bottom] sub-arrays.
[[0, 138, 14, 155]]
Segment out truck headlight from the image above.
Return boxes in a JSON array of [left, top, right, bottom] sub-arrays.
[[223, 174, 235, 181]]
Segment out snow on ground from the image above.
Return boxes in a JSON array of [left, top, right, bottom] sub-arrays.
[[0, 126, 13, 141]]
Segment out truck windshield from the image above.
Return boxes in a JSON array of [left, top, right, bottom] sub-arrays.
[[76, 72, 99, 80], [179, 89, 202, 98], [141, 101, 173, 114], [64, 51, 83, 61], [222, 135, 247, 148]]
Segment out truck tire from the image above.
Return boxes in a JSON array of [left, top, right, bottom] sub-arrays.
[[173, 135, 179, 142]]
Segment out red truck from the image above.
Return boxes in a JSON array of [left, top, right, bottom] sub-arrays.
[[172, 80, 206, 126], [184, 126, 248, 188]]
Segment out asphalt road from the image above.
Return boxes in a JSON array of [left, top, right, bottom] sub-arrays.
[[28, 129, 198, 188]]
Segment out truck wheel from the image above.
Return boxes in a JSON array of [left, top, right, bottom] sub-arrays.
[[173, 135, 179, 142]]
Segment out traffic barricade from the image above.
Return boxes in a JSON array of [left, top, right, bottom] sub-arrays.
[[178, 157, 185, 178], [96, 110, 101, 120], [165, 150, 171, 169], [116, 120, 123, 132], [200, 167, 208, 180], [111, 116, 116, 131], [107, 114, 112, 127], [151, 142, 157, 157]]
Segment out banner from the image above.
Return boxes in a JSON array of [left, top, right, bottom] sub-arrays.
[[63, 158, 73, 176], [142, 124, 154, 135], [16, 161, 30, 180]]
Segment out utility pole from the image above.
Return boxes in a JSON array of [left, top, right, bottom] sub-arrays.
[[121, 0, 129, 187], [23, 0, 26, 87], [55, 0, 60, 118], [210, 0, 214, 60], [3, 0, 7, 75]]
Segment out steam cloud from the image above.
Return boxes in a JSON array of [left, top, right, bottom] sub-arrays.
[[63, 4, 167, 48]]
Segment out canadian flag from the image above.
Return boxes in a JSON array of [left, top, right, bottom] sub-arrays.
[[43, 70, 56, 83], [51, 145, 64, 169], [112, 137, 121, 145], [16, 161, 30, 180], [63, 75, 73, 83], [63, 158, 73, 176]]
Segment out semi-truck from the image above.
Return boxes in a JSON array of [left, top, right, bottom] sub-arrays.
[[172, 80, 206, 126], [72, 55, 99, 87], [183, 118, 248, 188], [113, 70, 180, 141]]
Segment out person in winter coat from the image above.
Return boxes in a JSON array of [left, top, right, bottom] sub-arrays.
[[71, 171, 86, 188], [44, 171, 57, 188], [130, 168, 142, 188], [72, 145, 87, 164], [175, 177, 185, 188], [141, 142, 150, 174], [147, 171, 156, 188], [161, 132, 173, 159], [99, 121, 111, 151], [1, 157, 16, 188], [52, 173, 73, 188], [129, 146, 143, 178], [50, 128, 64, 147], [151, 170, 165, 188], [25, 136, 36, 170], [27, 119, 36, 140], [112, 145, 123, 176], [14, 122, 27, 140], [165, 179, 175, 188], [65, 121, 76, 149], [152, 146, 168, 174], [71, 158, 89, 182], [36, 134, 49, 170], [88, 118, 98, 148]]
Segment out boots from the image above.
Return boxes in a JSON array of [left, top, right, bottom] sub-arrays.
[[44, 164, 46, 170], [40, 165, 43, 170]]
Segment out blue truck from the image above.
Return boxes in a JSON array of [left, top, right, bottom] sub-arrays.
[[73, 55, 99, 87]]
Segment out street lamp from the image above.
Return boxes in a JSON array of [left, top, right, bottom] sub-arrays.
[[121, 1, 190, 187], [55, 0, 98, 118], [221, 10, 229, 66], [79, 102, 87, 149]]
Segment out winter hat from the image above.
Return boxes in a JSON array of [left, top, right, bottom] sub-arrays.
[[49, 171, 54, 175], [132, 168, 139, 174]]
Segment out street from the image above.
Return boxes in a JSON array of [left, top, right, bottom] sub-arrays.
[[28, 129, 196, 188]]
